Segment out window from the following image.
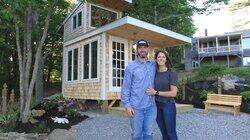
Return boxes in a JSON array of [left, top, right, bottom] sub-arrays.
[[67, 48, 78, 81], [83, 40, 98, 80], [243, 57, 250, 66], [91, 5, 117, 28], [112, 41, 125, 87], [192, 61, 199, 69], [242, 37, 250, 49], [73, 11, 82, 29]]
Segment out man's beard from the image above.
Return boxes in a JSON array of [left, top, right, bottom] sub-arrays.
[[138, 51, 148, 58]]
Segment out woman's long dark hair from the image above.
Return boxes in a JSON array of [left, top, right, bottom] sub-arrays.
[[154, 50, 173, 70]]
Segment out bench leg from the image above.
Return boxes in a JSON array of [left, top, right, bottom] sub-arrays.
[[204, 103, 210, 113], [234, 106, 240, 116]]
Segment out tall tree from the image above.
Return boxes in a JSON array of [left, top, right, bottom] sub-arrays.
[[2, 0, 70, 123], [125, 0, 230, 69]]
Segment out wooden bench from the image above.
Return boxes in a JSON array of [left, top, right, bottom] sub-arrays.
[[204, 94, 242, 116]]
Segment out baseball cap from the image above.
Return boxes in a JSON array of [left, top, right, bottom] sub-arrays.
[[136, 39, 149, 47]]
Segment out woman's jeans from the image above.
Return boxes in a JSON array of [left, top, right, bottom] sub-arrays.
[[156, 100, 178, 140], [130, 105, 157, 140]]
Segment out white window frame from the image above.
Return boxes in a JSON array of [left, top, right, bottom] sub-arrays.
[[72, 11, 83, 30], [66, 46, 80, 83], [109, 36, 128, 92], [89, 3, 119, 28], [82, 36, 100, 82]]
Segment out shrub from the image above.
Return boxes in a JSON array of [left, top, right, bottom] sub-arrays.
[[0, 108, 20, 132], [193, 64, 227, 81], [240, 91, 250, 101], [175, 81, 184, 100], [64, 108, 78, 117], [199, 90, 214, 99]]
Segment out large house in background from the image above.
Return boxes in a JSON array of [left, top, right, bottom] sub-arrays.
[[185, 30, 250, 71], [62, 0, 191, 103]]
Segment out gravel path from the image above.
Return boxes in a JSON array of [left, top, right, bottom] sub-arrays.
[[76, 109, 250, 140]]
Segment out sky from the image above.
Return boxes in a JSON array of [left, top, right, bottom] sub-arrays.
[[193, 0, 250, 37]]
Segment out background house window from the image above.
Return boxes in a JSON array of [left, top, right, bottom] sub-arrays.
[[73, 11, 82, 29], [83, 40, 98, 79], [91, 5, 117, 28], [67, 48, 78, 81], [192, 61, 199, 69], [112, 41, 125, 87]]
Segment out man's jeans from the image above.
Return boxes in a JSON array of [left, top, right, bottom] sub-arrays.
[[130, 105, 157, 140], [156, 101, 178, 140]]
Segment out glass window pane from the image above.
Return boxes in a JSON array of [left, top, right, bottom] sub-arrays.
[[112, 42, 116, 50], [117, 61, 120, 68], [73, 48, 78, 80], [117, 52, 120, 59], [121, 43, 124, 51], [78, 12, 82, 27], [117, 43, 120, 50], [122, 70, 124, 77], [112, 51, 116, 59], [83, 44, 89, 79], [91, 41, 98, 78], [73, 15, 77, 29], [68, 51, 72, 81], [113, 78, 116, 87], [117, 79, 121, 87], [113, 68, 116, 77], [112, 60, 116, 68], [121, 52, 124, 60], [91, 5, 117, 27], [121, 61, 124, 69]]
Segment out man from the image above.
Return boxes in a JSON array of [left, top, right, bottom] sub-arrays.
[[121, 39, 156, 140]]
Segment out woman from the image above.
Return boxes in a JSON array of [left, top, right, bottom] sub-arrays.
[[146, 50, 178, 140]]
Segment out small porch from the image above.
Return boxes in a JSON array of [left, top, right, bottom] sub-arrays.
[[108, 104, 194, 116]]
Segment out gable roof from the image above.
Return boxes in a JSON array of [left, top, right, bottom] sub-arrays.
[[64, 16, 191, 47]]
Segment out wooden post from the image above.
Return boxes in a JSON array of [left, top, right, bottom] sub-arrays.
[[10, 89, 15, 110], [2, 83, 8, 114], [218, 77, 222, 94], [182, 77, 187, 101], [101, 100, 109, 113]]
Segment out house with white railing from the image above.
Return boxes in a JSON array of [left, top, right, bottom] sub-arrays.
[[185, 30, 250, 71]]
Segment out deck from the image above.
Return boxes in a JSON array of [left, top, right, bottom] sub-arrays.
[[108, 103, 193, 116]]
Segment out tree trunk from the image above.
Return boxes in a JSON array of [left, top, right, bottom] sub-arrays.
[[35, 54, 44, 105]]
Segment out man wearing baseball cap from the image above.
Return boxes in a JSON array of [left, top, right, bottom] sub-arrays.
[[122, 39, 156, 140]]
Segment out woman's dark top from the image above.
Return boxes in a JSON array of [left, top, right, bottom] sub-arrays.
[[154, 70, 178, 103]]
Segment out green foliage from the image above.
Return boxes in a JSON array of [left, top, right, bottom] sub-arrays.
[[188, 95, 194, 102], [226, 67, 250, 78], [0, 107, 20, 132], [64, 108, 78, 117], [49, 93, 63, 101], [199, 90, 214, 99], [175, 80, 184, 100], [240, 91, 250, 101], [193, 64, 227, 80]]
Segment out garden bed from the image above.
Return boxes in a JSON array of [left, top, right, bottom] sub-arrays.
[[15, 105, 88, 133]]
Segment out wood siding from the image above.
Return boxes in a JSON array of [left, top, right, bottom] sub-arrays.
[[63, 33, 162, 100], [63, 3, 122, 43]]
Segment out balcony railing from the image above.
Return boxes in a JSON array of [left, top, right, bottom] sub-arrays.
[[198, 45, 242, 54]]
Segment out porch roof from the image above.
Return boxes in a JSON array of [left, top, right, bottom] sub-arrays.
[[64, 16, 191, 47]]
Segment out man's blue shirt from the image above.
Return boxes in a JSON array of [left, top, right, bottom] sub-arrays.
[[121, 58, 156, 109]]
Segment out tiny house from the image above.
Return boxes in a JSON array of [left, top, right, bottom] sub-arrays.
[[62, 0, 191, 105]]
